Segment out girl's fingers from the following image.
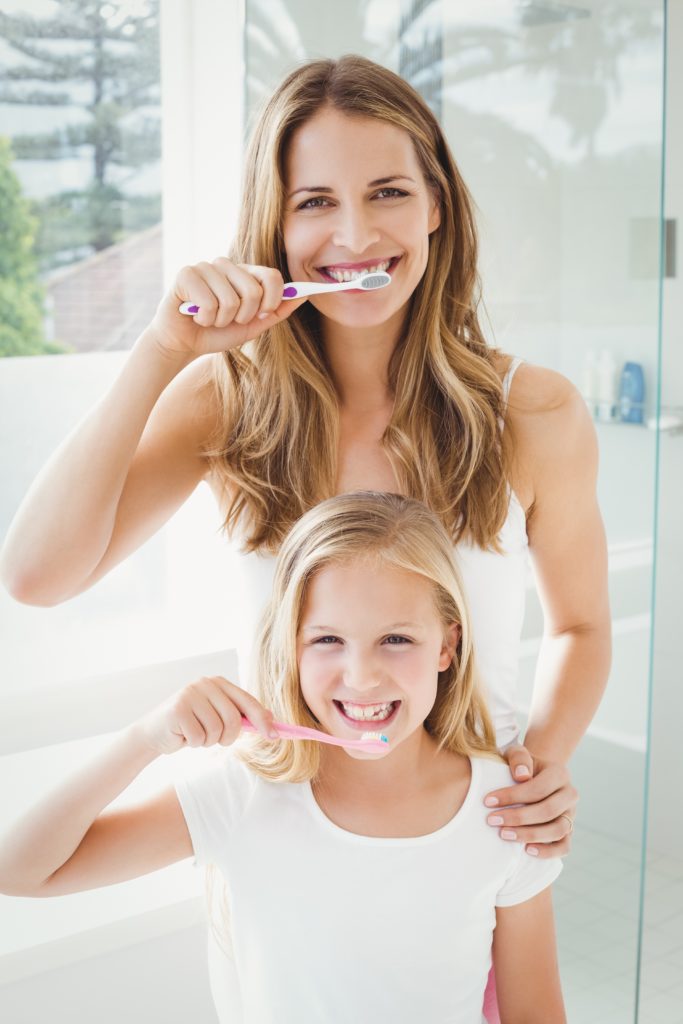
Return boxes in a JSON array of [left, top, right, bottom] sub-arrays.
[[210, 676, 277, 739]]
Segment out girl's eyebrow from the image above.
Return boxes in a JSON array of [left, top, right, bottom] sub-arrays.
[[302, 621, 423, 632], [287, 175, 416, 199]]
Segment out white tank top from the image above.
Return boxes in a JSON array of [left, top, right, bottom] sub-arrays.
[[229, 358, 528, 752]]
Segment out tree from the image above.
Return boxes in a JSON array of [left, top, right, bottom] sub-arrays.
[[0, 136, 62, 356], [0, 0, 160, 270]]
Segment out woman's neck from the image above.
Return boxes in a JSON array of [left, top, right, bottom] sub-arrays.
[[321, 306, 406, 412]]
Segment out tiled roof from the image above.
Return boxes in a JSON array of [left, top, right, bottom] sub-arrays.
[[45, 224, 163, 353]]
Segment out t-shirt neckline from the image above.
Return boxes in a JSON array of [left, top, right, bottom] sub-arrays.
[[303, 754, 479, 846]]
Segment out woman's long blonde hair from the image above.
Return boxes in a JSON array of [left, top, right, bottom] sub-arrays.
[[206, 491, 504, 955], [205, 54, 514, 553]]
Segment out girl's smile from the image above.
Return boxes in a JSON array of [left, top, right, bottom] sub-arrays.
[[297, 559, 459, 779]]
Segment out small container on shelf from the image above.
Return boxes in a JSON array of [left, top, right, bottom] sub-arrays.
[[619, 362, 645, 424]]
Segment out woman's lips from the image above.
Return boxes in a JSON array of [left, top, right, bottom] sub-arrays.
[[332, 700, 401, 731], [315, 255, 401, 289]]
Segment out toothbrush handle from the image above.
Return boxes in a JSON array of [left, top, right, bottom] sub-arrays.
[[282, 280, 348, 299], [240, 715, 384, 751]]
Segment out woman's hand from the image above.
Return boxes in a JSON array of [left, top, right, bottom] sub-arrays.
[[149, 257, 309, 360], [484, 743, 579, 858], [136, 675, 278, 756]]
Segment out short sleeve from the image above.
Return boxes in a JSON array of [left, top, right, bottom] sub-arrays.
[[495, 846, 563, 907], [172, 748, 256, 867]]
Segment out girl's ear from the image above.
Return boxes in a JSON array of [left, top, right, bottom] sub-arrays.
[[438, 622, 461, 670]]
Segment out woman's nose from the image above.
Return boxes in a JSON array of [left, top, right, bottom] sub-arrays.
[[331, 204, 381, 254]]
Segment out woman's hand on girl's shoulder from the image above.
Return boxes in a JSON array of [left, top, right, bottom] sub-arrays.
[[484, 744, 579, 859], [135, 675, 278, 756], [148, 257, 309, 361]]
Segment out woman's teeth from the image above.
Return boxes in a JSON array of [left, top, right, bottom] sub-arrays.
[[339, 700, 396, 721], [324, 259, 392, 283]]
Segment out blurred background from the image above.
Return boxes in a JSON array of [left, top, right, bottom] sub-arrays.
[[0, 1, 679, 1021]]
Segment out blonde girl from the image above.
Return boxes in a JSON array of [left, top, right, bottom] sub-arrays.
[[0, 492, 566, 1023]]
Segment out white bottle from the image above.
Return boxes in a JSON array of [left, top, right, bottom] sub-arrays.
[[581, 350, 598, 417], [596, 349, 617, 423]]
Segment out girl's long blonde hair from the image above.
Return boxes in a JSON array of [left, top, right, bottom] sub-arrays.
[[205, 54, 515, 554], [206, 491, 504, 954]]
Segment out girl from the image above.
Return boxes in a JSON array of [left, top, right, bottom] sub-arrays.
[[0, 53, 610, 1015], [0, 492, 566, 1024]]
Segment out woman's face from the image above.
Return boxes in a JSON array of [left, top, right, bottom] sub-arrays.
[[296, 558, 459, 760], [282, 107, 441, 329]]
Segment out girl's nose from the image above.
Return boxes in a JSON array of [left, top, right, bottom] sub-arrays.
[[343, 653, 384, 694]]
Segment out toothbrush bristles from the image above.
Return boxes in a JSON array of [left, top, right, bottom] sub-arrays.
[[361, 731, 389, 744]]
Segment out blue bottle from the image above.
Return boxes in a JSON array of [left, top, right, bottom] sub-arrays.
[[619, 362, 645, 424]]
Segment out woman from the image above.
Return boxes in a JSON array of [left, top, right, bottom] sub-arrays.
[[0, 54, 610, 1017]]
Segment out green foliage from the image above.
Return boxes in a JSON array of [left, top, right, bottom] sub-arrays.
[[0, 137, 62, 356]]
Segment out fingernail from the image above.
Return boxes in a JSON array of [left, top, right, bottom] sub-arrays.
[[488, 816, 504, 826], [527, 847, 539, 856], [268, 728, 279, 739], [515, 766, 531, 778], [501, 829, 517, 840], [258, 312, 270, 320], [484, 797, 499, 807]]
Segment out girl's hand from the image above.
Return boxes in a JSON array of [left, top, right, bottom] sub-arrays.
[[137, 675, 278, 756], [484, 743, 579, 859], [149, 258, 308, 360]]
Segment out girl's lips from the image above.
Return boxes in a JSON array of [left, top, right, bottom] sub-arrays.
[[315, 255, 401, 289], [332, 699, 401, 731]]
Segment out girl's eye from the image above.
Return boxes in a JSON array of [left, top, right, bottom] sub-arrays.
[[312, 636, 340, 645], [296, 187, 408, 211], [384, 635, 411, 645]]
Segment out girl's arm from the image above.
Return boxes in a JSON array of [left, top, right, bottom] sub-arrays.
[[0, 676, 276, 897], [492, 886, 566, 1024], [0, 261, 306, 607]]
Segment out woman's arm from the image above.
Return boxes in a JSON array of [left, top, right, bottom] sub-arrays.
[[484, 365, 611, 854], [492, 886, 566, 1023], [0, 259, 306, 607], [0, 333, 214, 606]]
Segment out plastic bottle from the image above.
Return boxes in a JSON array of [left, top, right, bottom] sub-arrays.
[[596, 349, 617, 423], [619, 362, 645, 424]]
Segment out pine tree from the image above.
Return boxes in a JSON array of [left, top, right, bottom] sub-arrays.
[[0, 0, 160, 270]]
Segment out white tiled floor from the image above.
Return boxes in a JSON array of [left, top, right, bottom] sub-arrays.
[[554, 823, 683, 1023]]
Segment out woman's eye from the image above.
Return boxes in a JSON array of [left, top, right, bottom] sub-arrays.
[[296, 187, 408, 210]]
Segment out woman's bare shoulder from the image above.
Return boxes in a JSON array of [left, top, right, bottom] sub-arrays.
[[494, 353, 577, 417]]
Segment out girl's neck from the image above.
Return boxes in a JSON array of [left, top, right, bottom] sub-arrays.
[[318, 725, 446, 801]]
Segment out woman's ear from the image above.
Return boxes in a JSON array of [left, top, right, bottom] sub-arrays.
[[438, 622, 461, 670], [428, 187, 441, 235]]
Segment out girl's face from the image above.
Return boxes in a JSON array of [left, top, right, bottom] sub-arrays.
[[282, 107, 441, 329], [296, 559, 459, 759]]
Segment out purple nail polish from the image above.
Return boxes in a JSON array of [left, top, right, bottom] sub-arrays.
[[187, 304, 199, 314], [283, 286, 298, 298]]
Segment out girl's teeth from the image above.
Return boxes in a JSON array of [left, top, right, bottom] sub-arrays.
[[325, 260, 392, 282], [340, 701, 395, 721]]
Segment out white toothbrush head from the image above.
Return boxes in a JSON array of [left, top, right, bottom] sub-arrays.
[[356, 271, 391, 290]]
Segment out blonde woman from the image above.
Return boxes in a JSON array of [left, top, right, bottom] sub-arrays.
[[1, 54, 609, 1017], [0, 492, 567, 1023]]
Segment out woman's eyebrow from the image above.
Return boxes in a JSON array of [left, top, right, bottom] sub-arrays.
[[287, 175, 416, 199]]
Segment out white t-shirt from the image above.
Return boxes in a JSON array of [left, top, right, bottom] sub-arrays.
[[174, 748, 562, 1024]]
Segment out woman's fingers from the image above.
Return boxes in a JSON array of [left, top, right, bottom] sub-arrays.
[[484, 755, 579, 855]]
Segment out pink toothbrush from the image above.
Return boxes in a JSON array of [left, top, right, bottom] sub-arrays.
[[178, 269, 391, 315], [240, 715, 389, 752]]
